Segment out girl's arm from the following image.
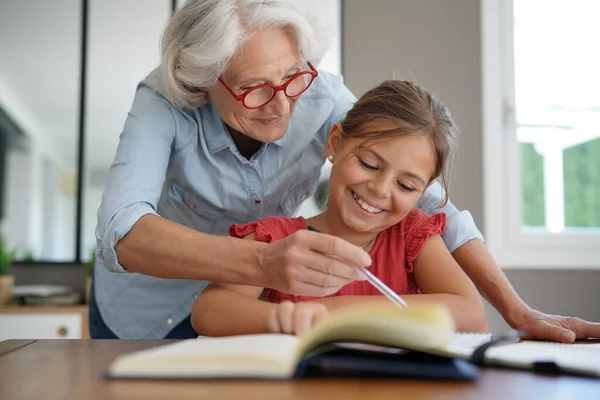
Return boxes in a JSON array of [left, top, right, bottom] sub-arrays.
[[304, 234, 489, 332], [191, 233, 329, 337], [190, 231, 273, 336], [191, 278, 272, 337], [408, 234, 488, 332]]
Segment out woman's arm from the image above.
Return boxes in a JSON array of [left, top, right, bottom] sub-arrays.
[[417, 183, 600, 341], [452, 240, 600, 342], [117, 214, 367, 296]]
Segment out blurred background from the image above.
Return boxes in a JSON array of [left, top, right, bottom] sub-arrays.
[[0, 0, 598, 339]]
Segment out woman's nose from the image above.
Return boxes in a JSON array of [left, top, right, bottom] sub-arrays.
[[266, 90, 290, 115]]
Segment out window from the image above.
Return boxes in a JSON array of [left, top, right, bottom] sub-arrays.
[[482, 0, 600, 268]]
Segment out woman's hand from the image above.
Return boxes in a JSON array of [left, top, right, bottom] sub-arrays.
[[258, 229, 371, 297], [267, 301, 329, 336], [509, 307, 600, 343]]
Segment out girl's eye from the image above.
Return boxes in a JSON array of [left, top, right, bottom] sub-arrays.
[[358, 158, 378, 171], [397, 182, 416, 192]]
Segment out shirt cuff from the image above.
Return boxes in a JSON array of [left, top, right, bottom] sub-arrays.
[[98, 202, 157, 273], [441, 210, 485, 253]]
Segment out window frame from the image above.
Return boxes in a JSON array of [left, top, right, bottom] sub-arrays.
[[481, 0, 600, 269]]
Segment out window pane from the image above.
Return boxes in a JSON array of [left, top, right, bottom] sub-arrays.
[[82, 0, 171, 262], [514, 0, 600, 231], [564, 138, 600, 228], [520, 143, 545, 227], [0, 1, 80, 261]]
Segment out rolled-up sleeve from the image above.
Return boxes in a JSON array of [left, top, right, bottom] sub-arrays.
[[95, 84, 176, 273], [416, 180, 484, 253]]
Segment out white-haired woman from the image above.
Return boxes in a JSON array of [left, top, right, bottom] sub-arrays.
[[91, 0, 600, 341]]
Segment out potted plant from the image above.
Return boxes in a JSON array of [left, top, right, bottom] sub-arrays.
[[0, 235, 16, 306]]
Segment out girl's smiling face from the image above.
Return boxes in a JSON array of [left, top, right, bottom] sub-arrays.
[[326, 121, 437, 235]]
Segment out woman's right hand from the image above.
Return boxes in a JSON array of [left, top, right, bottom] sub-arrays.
[[257, 229, 371, 297], [267, 301, 330, 336]]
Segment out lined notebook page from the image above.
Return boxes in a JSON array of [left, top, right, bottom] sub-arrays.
[[485, 341, 600, 377], [446, 333, 600, 377]]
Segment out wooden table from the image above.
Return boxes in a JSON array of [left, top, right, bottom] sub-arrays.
[[1, 340, 599, 400]]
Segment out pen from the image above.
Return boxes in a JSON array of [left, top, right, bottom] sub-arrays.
[[307, 225, 408, 308]]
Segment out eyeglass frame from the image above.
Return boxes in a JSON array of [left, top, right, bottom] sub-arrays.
[[217, 61, 319, 109]]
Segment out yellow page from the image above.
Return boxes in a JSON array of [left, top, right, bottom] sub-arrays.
[[295, 303, 455, 361]]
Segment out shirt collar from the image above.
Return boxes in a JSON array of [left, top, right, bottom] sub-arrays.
[[201, 100, 231, 154]]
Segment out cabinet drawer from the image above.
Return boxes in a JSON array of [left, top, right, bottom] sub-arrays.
[[0, 313, 82, 340]]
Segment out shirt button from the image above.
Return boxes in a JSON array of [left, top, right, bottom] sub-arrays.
[[300, 194, 307, 201], [167, 318, 173, 325], [254, 199, 261, 204], [189, 204, 196, 210]]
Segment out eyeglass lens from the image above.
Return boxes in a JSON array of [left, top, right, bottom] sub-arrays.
[[244, 74, 311, 108]]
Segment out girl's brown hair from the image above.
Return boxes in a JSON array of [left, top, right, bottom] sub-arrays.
[[340, 80, 459, 207]]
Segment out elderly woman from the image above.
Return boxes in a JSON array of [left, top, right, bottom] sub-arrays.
[[91, 0, 600, 340]]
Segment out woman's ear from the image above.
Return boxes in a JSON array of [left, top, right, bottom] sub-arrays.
[[326, 123, 343, 162]]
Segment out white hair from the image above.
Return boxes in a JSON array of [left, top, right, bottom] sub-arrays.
[[155, 0, 333, 109]]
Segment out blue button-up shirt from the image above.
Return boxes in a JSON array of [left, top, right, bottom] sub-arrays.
[[94, 70, 483, 339]]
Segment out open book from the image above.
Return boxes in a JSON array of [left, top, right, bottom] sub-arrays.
[[106, 303, 600, 380]]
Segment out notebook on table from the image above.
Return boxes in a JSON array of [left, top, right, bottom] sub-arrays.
[[105, 303, 600, 380]]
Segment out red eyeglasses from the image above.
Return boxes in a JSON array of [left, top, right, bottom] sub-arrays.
[[218, 61, 318, 109]]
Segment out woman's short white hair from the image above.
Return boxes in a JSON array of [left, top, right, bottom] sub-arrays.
[[157, 0, 333, 109]]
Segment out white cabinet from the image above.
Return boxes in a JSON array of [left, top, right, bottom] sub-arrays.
[[0, 306, 89, 340]]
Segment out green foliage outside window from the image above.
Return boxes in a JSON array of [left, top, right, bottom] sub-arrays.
[[521, 138, 600, 228]]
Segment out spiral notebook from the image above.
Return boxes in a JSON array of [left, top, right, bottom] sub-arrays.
[[439, 332, 600, 378]]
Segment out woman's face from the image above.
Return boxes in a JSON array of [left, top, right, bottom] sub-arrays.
[[206, 28, 303, 143]]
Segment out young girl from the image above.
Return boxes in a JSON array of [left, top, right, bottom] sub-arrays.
[[191, 80, 488, 336]]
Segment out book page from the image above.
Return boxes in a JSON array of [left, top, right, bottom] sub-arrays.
[[108, 334, 299, 379], [295, 303, 455, 359], [485, 341, 600, 377]]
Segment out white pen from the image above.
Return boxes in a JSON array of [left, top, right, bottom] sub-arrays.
[[307, 225, 408, 308]]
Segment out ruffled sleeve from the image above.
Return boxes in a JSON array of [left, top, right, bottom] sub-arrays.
[[404, 209, 447, 272], [229, 217, 307, 244]]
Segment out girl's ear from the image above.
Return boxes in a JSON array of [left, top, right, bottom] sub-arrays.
[[326, 123, 343, 161]]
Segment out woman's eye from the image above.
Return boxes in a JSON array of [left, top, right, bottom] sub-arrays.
[[398, 182, 416, 192], [358, 159, 378, 171]]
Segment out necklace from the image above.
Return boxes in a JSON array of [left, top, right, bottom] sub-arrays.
[[307, 224, 377, 251], [360, 235, 378, 251]]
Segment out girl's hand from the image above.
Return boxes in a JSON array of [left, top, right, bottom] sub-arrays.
[[267, 301, 329, 336]]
